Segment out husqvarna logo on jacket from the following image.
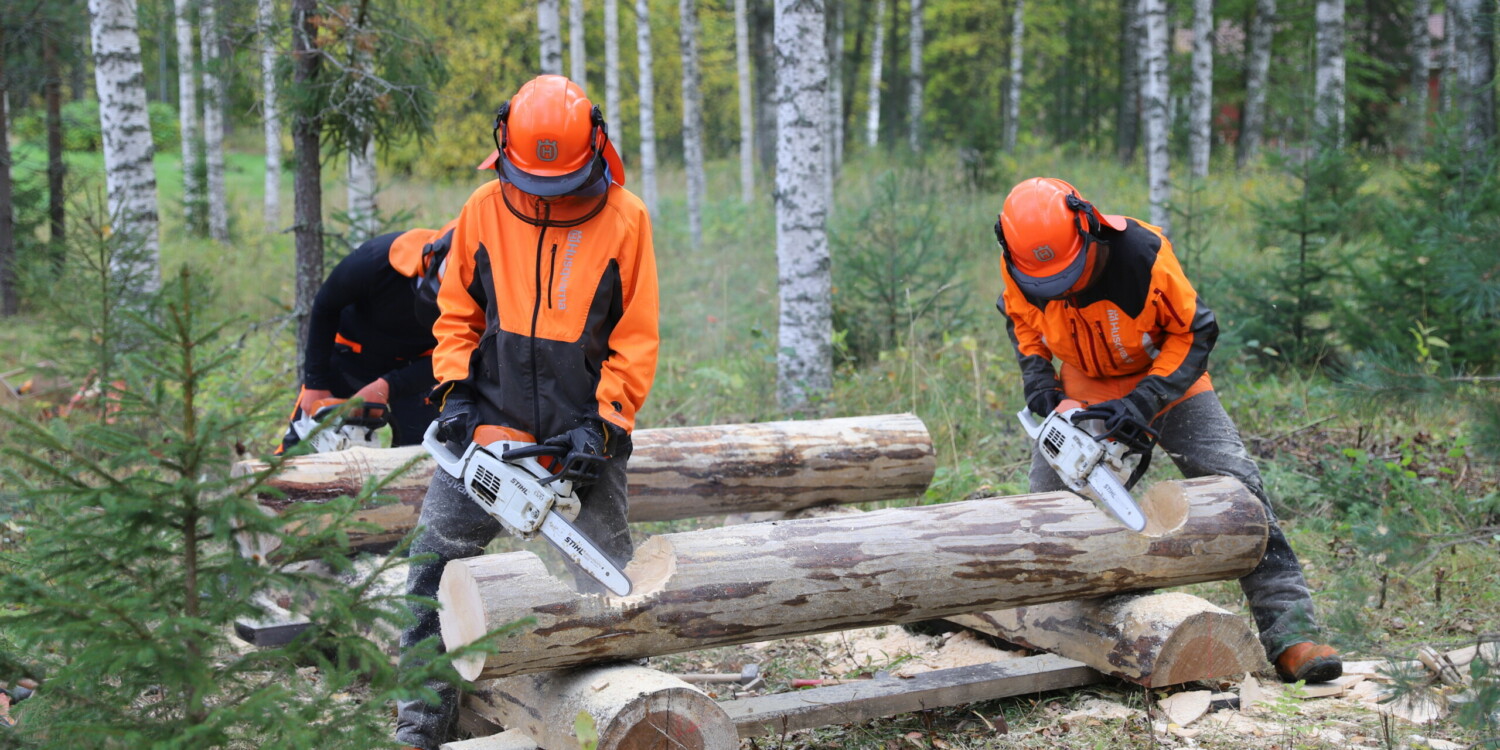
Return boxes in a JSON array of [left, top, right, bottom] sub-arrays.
[[537, 140, 559, 161]]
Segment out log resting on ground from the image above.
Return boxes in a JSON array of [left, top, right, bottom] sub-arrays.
[[439, 476, 1268, 681], [236, 413, 934, 560], [947, 590, 1269, 687], [461, 664, 737, 750]]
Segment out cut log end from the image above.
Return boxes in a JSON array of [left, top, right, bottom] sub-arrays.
[[612, 535, 677, 604], [1138, 480, 1191, 537], [601, 690, 736, 750], [439, 560, 487, 681]]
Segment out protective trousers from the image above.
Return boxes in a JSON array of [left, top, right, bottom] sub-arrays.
[[1027, 391, 1321, 660], [394, 439, 635, 750]]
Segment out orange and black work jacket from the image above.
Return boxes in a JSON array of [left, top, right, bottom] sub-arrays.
[[432, 180, 659, 442], [997, 218, 1218, 419], [303, 223, 456, 399]]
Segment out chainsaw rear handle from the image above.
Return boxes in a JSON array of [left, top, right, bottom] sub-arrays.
[[422, 421, 469, 478]]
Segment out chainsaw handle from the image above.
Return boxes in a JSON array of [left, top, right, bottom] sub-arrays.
[[422, 421, 468, 478], [1016, 408, 1043, 439]]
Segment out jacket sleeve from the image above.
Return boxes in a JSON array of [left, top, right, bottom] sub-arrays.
[[1130, 242, 1218, 415], [379, 356, 436, 400], [429, 199, 489, 401], [595, 206, 659, 434], [302, 251, 373, 390], [997, 277, 1062, 401]]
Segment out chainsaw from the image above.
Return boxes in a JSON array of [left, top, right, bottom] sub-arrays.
[[422, 422, 632, 596], [291, 398, 391, 453], [1017, 399, 1156, 532]]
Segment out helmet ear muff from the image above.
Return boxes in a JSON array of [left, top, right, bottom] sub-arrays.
[[492, 102, 512, 178], [1064, 193, 1102, 236]]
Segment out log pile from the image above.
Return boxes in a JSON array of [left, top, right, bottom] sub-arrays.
[[438, 476, 1267, 681]]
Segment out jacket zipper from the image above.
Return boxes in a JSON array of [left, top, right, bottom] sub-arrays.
[[1093, 321, 1119, 369], [1154, 289, 1187, 326], [530, 203, 551, 436], [1067, 305, 1106, 377], [546, 243, 558, 310]]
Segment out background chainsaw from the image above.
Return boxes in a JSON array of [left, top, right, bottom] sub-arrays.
[[422, 423, 632, 596], [1017, 399, 1155, 531], [291, 399, 390, 453]]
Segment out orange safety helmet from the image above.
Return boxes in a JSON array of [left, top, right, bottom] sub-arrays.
[[476, 75, 627, 196], [995, 177, 1127, 298]]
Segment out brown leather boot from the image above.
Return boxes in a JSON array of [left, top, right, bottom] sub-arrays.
[[1275, 642, 1343, 683]]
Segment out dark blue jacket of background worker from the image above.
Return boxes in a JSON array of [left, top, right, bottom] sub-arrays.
[[278, 221, 456, 452]]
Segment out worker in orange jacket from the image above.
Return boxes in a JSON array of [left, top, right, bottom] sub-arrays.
[[278, 221, 457, 453], [995, 177, 1341, 685], [395, 75, 658, 750]]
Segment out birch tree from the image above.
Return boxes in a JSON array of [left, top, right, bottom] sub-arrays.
[[1236, 0, 1275, 168], [570, 0, 585, 88], [200, 0, 228, 241], [1188, 0, 1213, 177], [1407, 0, 1430, 154], [864, 0, 886, 147], [259, 0, 280, 228], [635, 0, 658, 216], [173, 0, 204, 233], [907, 0, 923, 152], [1117, 0, 1140, 163], [774, 0, 830, 411], [346, 9, 377, 242], [680, 0, 705, 251], [539, 0, 562, 76], [1003, 0, 1023, 154], [605, 0, 619, 141], [1452, 0, 1496, 150], [90, 0, 162, 293], [1313, 0, 1345, 146], [1141, 0, 1171, 234], [825, 0, 844, 179], [736, 0, 754, 202]]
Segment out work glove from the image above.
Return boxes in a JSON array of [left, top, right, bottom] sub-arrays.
[[1026, 388, 1065, 417], [1073, 394, 1157, 450], [433, 386, 478, 446], [542, 420, 611, 489]]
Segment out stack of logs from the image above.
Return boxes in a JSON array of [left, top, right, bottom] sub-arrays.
[[244, 414, 1273, 750]]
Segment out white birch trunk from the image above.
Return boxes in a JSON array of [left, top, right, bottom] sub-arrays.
[[736, 0, 754, 202], [1313, 0, 1345, 146], [635, 0, 658, 216], [604, 0, 619, 136], [347, 139, 378, 241], [1188, 0, 1213, 178], [90, 0, 162, 293], [1407, 0, 1430, 154], [173, 0, 202, 231], [865, 0, 886, 147], [258, 0, 280, 229], [1235, 0, 1275, 168], [826, 0, 844, 181], [679, 0, 705, 252], [1003, 0, 1024, 153], [570, 0, 586, 89], [539, 0, 563, 76], [200, 0, 228, 242], [1142, 0, 1171, 233], [1452, 0, 1497, 150], [775, 0, 831, 410], [907, 0, 923, 152]]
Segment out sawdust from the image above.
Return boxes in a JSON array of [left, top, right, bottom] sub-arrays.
[[816, 626, 1026, 677], [1059, 698, 1142, 723]]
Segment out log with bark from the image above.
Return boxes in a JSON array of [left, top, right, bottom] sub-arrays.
[[461, 664, 737, 750], [438, 476, 1267, 680], [237, 414, 934, 561], [947, 590, 1268, 687]]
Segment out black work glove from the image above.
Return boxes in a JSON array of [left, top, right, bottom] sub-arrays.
[[1073, 394, 1157, 450], [542, 420, 611, 489], [1026, 388, 1064, 417], [433, 386, 478, 446]]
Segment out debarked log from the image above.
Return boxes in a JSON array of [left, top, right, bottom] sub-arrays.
[[947, 590, 1269, 687], [236, 413, 935, 560], [438, 476, 1269, 681], [460, 664, 738, 750]]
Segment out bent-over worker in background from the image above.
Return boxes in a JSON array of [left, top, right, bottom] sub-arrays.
[[994, 177, 1342, 685], [277, 221, 457, 453], [395, 74, 659, 750]]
